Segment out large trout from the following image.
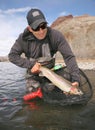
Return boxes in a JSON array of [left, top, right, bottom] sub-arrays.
[[39, 66, 83, 95]]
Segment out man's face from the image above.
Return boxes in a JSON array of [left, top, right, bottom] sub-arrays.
[[28, 23, 47, 40]]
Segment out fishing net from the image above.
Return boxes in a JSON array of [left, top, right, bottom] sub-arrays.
[[41, 66, 93, 106]]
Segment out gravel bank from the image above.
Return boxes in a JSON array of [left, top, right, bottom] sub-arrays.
[[56, 59, 95, 70]]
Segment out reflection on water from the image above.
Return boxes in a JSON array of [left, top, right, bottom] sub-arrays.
[[0, 62, 95, 130]]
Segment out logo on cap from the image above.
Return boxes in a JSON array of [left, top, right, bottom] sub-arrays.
[[32, 11, 40, 17]]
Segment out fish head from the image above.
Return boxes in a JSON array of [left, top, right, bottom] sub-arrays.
[[69, 87, 83, 95]]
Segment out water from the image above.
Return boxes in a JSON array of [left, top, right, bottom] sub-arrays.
[[0, 62, 95, 130]]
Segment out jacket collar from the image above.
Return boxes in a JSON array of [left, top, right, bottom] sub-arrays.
[[22, 28, 35, 41]]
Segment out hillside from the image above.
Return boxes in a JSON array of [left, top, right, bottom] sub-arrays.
[[51, 14, 95, 60]]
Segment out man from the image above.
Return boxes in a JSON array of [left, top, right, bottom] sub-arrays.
[[8, 8, 80, 93]]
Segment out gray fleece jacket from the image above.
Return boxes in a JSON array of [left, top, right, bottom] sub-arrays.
[[8, 27, 80, 83]]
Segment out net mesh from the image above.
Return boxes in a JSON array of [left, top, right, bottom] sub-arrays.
[[41, 66, 93, 106]]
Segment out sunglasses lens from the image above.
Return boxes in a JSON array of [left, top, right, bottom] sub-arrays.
[[33, 23, 47, 31]]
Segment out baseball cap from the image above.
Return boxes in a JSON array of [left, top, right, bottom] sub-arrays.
[[27, 8, 47, 30]]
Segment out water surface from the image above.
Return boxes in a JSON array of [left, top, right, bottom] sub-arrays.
[[0, 62, 95, 130]]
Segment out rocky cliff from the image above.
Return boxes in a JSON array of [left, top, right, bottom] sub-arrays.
[[51, 14, 95, 60]]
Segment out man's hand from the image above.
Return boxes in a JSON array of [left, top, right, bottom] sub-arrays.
[[31, 62, 41, 74], [69, 81, 79, 94], [71, 81, 79, 87]]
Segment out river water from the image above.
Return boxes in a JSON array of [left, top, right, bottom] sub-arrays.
[[0, 62, 95, 130]]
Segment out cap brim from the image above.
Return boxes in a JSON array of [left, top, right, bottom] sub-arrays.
[[30, 19, 47, 29]]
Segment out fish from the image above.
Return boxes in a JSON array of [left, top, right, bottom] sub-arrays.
[[39, 66, 83, 95]]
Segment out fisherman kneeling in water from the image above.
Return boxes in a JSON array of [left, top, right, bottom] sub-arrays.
[[8, 8, 80, 94]]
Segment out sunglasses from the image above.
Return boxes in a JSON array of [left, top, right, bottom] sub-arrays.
[[32, 23, 47, 32]]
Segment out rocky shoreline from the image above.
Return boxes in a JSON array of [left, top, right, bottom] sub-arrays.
[[0, 56, 9, 62], [56, 59, 95, 70], [77, 60, 95, 70]]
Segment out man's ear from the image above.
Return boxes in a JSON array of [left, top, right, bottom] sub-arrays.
[[27, 26, 32, 32]]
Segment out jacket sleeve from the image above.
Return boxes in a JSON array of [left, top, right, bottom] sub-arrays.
[[8, 34, 36, 69], [52, 30, 80, 83]]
